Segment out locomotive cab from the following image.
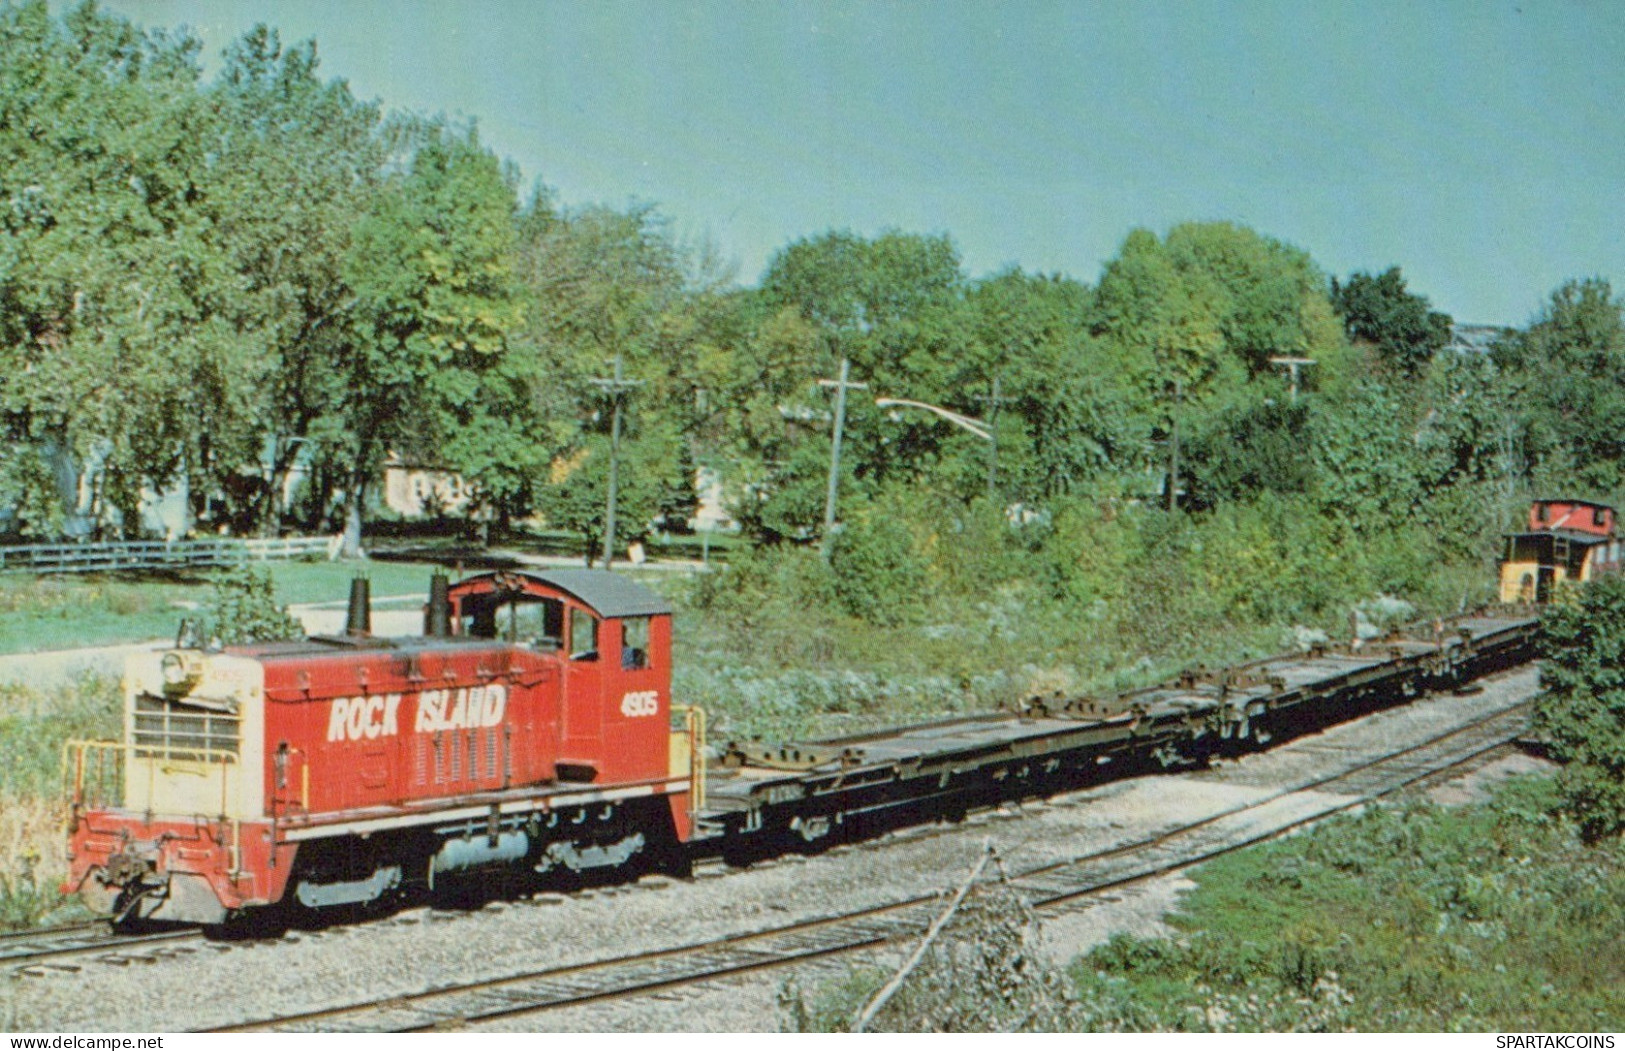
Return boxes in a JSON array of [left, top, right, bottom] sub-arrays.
[[444, 570, 677, 788]]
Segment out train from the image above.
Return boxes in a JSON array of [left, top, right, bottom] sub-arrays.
[[60, 499, 1598, 931]]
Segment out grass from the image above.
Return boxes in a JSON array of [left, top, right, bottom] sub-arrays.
[[1068, 776, 1625, 1031], [0, 559, 449, 654]]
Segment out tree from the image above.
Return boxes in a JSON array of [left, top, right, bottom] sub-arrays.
[[515, 199, 722, 548], [1492, 278, 1625, 494], [965, 268, 1148, 502], [1330, 267, 1453, 378], [531, 427, 675, 562], [337, 120, 527, 556], [1535, 572, 1625, 841], [0, 0, 259, 536], [205, 25, 382, 535], [747, 229, 972, 539]]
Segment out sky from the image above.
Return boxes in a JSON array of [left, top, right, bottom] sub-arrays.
[[97, 0, 1625, 325]]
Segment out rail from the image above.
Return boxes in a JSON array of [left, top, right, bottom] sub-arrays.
[[0, 535, 340, 575]]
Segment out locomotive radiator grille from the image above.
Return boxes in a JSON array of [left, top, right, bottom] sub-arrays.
[[132, 692, 239, 762]]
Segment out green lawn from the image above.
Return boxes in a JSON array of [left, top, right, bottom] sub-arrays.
[[0, 560, 445, 654]]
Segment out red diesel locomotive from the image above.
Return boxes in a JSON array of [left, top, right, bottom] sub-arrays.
[[64, 570, 702, 928]]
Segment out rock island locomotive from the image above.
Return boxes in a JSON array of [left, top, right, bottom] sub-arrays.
[[65, 570, 699, 927]]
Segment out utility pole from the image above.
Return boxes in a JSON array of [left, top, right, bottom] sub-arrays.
[[1167, 377, 1182, 513], [588, 355, 643, 569], [974, 373, 1012, 499], [817, 358, 868, 555], [1267, 356, 1317, 403]]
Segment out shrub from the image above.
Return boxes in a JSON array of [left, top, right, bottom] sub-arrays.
[[828, 506, 928, 626], [1536, 572, 1625, 840], [204, 565, 304, 645]]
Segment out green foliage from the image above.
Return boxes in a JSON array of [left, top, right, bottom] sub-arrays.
[[828, 500, 928, 625], [1493, 278, 1625, 494], [0, 674, 122, 930], [1536, 572, 1625, 840], [532, 428, 679, 560], [202, 564, 303, 645], [338, 119, 529, 551], [0, 443, 64, 539], [1089, 222, 1340, 400], [0, 673, 121, 798], [1331, 267, 1453, 377], [1073, 779, 1625, 1031], [788, 780, 1625, 1031]]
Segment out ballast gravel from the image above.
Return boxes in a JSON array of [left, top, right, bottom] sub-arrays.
[[1, 664, 1541, 1033]]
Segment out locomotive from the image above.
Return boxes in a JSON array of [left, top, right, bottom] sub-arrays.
[[64, 570, 701, 928], [63, 499, 1591, 932]]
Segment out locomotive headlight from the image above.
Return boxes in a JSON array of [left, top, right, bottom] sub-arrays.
[[160, 651, 198, 692]]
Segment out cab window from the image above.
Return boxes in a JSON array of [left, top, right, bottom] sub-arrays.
[[507, 598, 563, 648], [569, 608, 598, 661], [622, 616, 650, 670]]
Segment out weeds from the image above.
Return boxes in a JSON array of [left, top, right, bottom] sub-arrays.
[[0, 675, 121, 929], [1074, 777, 1625, 1031], [784, 778, 1625, 1031], [781, 885, 1090, 1032]]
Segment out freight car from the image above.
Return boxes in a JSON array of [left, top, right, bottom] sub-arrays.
[[1498, 497, 1622, 603], [63, 524, 1557, 932]]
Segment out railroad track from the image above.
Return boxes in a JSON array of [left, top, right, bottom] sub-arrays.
[[209, 695, 1535, 1033], [1, 921, 202, 975]]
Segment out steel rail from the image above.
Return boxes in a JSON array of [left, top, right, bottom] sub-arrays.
[[3, 923, 201, 973], [206, 694, 1535, 1033]]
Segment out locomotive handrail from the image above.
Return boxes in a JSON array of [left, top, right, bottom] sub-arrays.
[[62, 739, 125, 814], [62, 739, 242, 819], [672, 704, 707, 816]]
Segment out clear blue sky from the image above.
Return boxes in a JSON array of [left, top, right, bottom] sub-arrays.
[[103, 0, 1625, 325]]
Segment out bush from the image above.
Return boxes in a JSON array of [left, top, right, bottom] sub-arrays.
[[0, 675, 122, 929], [829, 507, 928, 626], [1071, 778, 1625, 1030], [1536, 572, 1625, 840], [204, 565, 304, 645]]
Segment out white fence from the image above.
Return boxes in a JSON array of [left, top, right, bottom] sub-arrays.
[[0, 535, 340, 574]]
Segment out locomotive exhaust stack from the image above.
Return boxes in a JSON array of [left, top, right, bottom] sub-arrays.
[[425, 572, 452, 637], [345, 575, 372, 636]]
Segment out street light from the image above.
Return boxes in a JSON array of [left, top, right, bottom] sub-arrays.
[[873, 398, 992, 441], [815, 383, 996, 557]]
